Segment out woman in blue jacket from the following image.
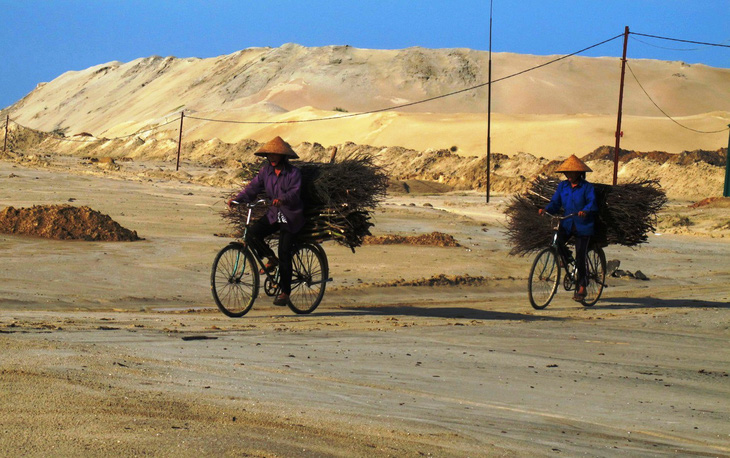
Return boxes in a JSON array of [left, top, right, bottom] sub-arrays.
[[539, 155, 597, 301]]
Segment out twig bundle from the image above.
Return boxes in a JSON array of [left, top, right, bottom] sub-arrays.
[[222, 156, 389, 251], [505, 176, 667, 256]]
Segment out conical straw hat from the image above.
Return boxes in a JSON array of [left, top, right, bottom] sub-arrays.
[[555, 154, 592, 173], [254, 136, 299, 158]]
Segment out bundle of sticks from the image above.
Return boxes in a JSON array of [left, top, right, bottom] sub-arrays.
[[222, 156, 389, 251], [505, 175, 667, 256]]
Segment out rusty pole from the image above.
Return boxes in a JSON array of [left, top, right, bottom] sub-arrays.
[[722, 124, 730, 197], [486, 0, 493, 203], [613, 26, 630, 186], [3, 115, 8, 152], [176, 111, 184, 171]]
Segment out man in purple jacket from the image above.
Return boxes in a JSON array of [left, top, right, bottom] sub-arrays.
[[539, 155, 597, 301], [227, 136, 304, 306]]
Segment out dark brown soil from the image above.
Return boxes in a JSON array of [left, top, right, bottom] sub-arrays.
[[363, 231, 460, 247], [364, 273, 493, 287], [0, 205, 141, 241], [689, 197, 730, 208]]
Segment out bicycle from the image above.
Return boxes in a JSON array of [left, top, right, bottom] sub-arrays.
[[527, 213, 607, 310], [211, 199, 330, 317]]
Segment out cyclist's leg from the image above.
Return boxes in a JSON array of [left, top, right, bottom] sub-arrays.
[[555, 226, 572, 266], [574, 235, 591, 288], [276, 227, 296, 295], [247, 217, 278, 261]]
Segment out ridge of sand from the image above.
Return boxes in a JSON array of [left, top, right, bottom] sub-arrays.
[[2, 45, 729, 158]]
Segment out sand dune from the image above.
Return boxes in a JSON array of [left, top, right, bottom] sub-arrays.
[[2, 44, 729, 159]]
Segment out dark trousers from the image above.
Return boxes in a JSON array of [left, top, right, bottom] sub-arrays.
[[556, 226, 591, 288], [246, 217, 296, 295]]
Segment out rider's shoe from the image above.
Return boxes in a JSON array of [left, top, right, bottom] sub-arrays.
[[572, 286, 587, 301], [273, 293, 290, 306], [260, 257, 279, 274]]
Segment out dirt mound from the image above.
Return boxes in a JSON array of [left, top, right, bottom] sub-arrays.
[[363, 231, 460, 247], [366, 274, 493, 287], [581, 146, 726, 166], [0, 205, 141, 241], [689, 197, 730, 208]]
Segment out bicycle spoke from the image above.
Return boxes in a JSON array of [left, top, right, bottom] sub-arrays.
[[211, 245, 258, 317], [528, 248, 560, 309]]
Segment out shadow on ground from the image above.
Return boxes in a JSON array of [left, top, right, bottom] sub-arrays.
[[321, 304, 565, 321], [599, 296, 730, 310]]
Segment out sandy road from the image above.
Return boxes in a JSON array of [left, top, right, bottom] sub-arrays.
[[0, 159, 728, 456]]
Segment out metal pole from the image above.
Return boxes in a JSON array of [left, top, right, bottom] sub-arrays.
[[724, 125, 730, 197], [3, 115, 8, 152], [486, 0, 493, 203], [176, 111, 184, 171], [613, 26, 629, 186]]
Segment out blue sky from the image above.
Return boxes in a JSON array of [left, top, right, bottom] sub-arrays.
[[1, 0, 728, 109]]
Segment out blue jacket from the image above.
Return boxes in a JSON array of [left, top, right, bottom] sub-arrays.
[[234, 162, 305, 233], [545, 179, 598, 236]]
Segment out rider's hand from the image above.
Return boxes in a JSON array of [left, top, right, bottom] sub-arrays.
[[272, 199, 282, 207], [538, 208, 545, 216], [226, 198, 236, 208], [578, 211, 587, 218]]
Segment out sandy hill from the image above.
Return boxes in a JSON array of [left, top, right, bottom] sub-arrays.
[[2, 43, 729, 158]]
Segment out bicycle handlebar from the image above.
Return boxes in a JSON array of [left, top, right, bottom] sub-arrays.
[[230, 198, 270, 208], [543, 212, 578, 220]]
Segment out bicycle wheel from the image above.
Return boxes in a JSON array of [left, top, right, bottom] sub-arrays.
[[581, 246, 606, 307], [288, 243, 328, 314], [211, 244, 259, 317], [528, 247, 561, 310]]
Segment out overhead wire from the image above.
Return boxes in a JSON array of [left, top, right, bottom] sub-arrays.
[[626, 61, 729, 134], [631, 32, 730, 50], [8, 116, 181, 142], [187, 33, 625, 125], [630, 35, 701, 52]]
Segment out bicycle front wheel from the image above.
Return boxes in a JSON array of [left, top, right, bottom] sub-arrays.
[[528, 247, 561, 310], [581, 246, 606, 307], [288, 243, 328, 314], [211, 244, 259, 317]]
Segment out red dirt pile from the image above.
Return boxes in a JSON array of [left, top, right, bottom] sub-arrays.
[[689, 197, 730, 208], [0, 205, 141, 241], [363, 231, 460, 247]]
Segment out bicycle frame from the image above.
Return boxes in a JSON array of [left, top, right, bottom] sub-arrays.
[[212, 198, 330, 316]]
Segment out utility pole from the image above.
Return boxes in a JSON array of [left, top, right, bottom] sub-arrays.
[[724, 125, 730, 197], [486, 0, 493, 203], [613, 26, 629, 186], [176, 111, 184, 171]]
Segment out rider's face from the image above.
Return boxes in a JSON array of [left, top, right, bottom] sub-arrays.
[[267, 154, 284, 167], [564, 172, 581, 184]]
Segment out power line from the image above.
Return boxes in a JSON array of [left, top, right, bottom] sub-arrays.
[[626, 61, 729, 134], [630, 35, 701, 52], [9, 116, 181, 142], [187, 33, 624, 125], [631, 32, 730, 49]]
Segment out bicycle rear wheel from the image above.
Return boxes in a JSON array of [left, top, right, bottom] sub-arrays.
[[288, 243, 328, 314], [528, 247, 561, 310], [211, 244, 259, 317], [581, 246, 606, 307]]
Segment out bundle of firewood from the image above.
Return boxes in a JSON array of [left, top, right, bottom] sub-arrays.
[[505, 176, 667, 256], [222, 156, 389, 251]]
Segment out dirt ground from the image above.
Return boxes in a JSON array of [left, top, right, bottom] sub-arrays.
[[0, 157, 728, 456]]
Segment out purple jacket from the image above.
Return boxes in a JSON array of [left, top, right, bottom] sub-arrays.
[[234, 162, 305, 233]]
